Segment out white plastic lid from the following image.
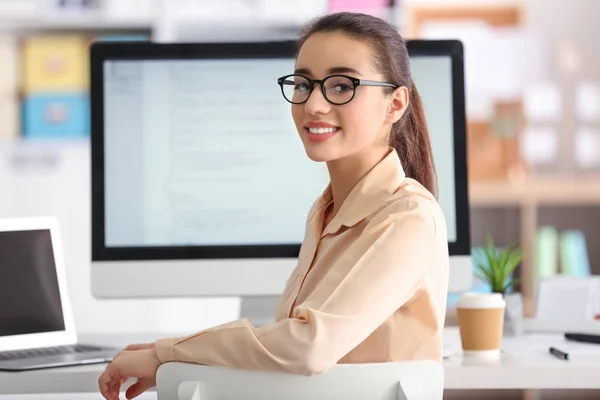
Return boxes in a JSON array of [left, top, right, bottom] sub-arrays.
[[456, 292, 506, 309]]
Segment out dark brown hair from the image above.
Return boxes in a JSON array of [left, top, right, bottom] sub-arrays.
[[297, 12, 437, 196]]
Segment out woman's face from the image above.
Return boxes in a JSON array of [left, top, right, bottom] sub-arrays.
[[291, 31, 406, 163]]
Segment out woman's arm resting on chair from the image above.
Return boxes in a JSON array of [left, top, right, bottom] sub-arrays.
[[155, 205, 437, 375]]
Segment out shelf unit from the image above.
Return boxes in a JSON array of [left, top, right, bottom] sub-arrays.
[[0, 15, 153, 31], [470, 176, 600, 317], [470, 177, 600, 206], [405, 1, 600, 321]]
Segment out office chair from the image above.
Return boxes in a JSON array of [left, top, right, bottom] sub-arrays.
[[155, 360, 444, 400]]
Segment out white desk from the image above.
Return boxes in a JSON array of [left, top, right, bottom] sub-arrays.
[[0, 333, 164, 396], [1, 328, 600, 395], [443, 327, 600, 390], [0, 395, 157, 400]]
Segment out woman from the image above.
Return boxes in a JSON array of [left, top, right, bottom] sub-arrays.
[[99, 11, 449, 400]]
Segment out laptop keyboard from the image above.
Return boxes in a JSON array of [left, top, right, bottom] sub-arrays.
[[0, 344, 108, 362]]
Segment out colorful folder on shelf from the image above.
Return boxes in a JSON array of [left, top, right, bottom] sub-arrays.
[[535, 226, 559, 279], [560, 229, 590, 277]]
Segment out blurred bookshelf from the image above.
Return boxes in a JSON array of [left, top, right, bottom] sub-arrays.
[[405, 1, 600, 322], [0, 0, 400, 144], [470, 176, 600, 317], [0, 0, 160, 145]]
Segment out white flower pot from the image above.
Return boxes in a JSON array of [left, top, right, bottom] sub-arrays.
[[503, 292, 524, 336]]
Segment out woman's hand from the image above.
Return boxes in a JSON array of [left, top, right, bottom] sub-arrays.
[[98, 342, 162, 400]]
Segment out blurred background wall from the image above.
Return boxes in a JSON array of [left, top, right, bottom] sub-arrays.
[[407, 0, 600, 320]]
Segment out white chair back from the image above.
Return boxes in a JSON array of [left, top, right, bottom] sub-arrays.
[[156, 360, 444, 400]]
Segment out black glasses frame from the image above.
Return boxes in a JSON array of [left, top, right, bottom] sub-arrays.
[[277, 73, 398, 105]]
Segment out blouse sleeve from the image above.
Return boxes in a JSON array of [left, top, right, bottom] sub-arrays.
[[154, 202, 436, 375]]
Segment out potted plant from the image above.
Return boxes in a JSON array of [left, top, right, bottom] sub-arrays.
[[474, 235, 524, 336]]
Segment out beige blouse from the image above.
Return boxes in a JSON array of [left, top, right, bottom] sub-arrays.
[[155, 149, 449, 375]]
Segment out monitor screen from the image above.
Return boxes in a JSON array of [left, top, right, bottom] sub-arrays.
[[100, 43, 461, 252]]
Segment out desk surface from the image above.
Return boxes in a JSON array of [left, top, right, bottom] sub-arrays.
[[1, 328, 600, 395], [0, 394, 157, 400], [443, 328, 600, 389]]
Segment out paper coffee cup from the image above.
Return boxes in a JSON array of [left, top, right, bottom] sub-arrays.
[[456, 293, 505, 359]]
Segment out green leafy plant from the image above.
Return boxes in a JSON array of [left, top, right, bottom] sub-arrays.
[[475, 235, 523, 295]]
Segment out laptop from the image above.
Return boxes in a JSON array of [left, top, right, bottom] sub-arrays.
[[0, 217, 119, 371]]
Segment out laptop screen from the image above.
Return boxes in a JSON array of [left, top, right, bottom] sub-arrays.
[[0, 229, 66, 337]]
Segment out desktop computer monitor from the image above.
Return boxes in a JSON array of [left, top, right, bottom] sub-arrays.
[[90, 40, 472, 305]]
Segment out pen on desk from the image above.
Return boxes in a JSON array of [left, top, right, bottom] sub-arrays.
[[549, 347, 569, 360]]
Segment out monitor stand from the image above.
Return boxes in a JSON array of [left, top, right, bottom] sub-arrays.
[[240, 295, 281, 327]]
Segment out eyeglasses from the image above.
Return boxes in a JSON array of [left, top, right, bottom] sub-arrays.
[[277, 74, 398, 105]]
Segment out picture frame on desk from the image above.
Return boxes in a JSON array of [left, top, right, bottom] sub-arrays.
[[535, 276, 600, 326]]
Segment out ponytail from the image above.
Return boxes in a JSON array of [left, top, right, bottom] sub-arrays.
[[390, 81, 437, 196]]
